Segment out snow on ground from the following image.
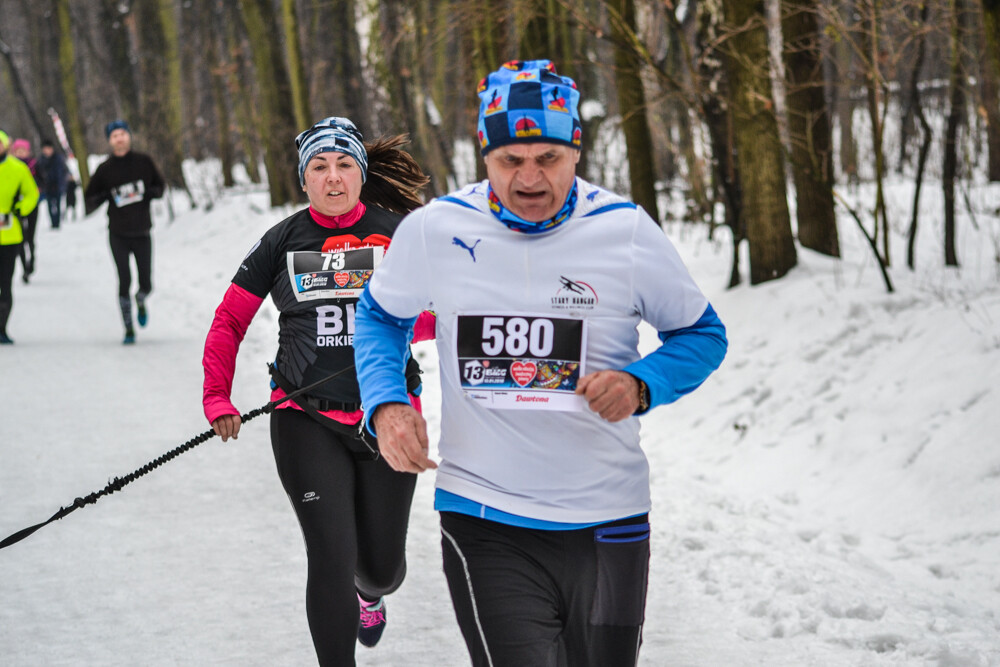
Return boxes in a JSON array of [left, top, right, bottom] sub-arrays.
[[1, 173, 998, 666]]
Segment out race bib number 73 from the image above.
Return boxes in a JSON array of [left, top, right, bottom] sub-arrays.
[[286, 247, 384, 302], [455, 314, 587, 411]]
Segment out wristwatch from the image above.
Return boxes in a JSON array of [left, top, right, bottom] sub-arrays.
[[636, 377, 650, 413]]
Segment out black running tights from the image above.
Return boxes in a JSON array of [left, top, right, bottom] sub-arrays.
[[0, 243, 18, 333], [108, 232, 152, 298], [18, 209, 37, 275], [270, 408, 417, 666]]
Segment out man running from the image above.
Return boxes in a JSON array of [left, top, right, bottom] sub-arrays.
[[84, 120, 165, 344], [353, 60, 728, 666]]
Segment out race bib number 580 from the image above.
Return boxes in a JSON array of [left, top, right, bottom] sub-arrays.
[[455, 314, 587, 411]]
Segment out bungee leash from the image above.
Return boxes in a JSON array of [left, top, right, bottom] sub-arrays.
[[0, 365, 356, 551]]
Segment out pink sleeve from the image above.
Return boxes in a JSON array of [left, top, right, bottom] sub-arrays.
[[412, 311, 436, 343], [202, 283, 265, 424]]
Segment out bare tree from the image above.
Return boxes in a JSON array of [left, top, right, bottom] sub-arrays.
[[905, 1, 934, 270], [220, 0, 262, 184], [54, 0, 91, 188], [608, 0, 660, 222], [781, 0, 839, 257], [0, 34, 48, 140], [132, 0, 189, 199], [861, 0, 891, 263], [721, 0, 797, 284], [237, 0, 302, 206], [100, 0, 139, 128], [831, 0, 859, 184], [943, 0, 971, 267], [203, 1, 235, 188], [282, 0, 310, 131], [982, 0, 1000, 181]]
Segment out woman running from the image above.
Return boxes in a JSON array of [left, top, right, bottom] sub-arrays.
[[201, 117, 433, 666]]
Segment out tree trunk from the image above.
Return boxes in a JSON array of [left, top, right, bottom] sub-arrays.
[[54, 0, 90, 189], [610, 0, 660, 222], [159, 0, 189, 200], [207, 3, 236, 188], [412, 0, 456, 195], [863, 0, 889, 264], [101, 0, 140, 126], [693, 0, 745, 287], [721, 0, 797, 285], [0, 34, 48, 141], [13, 0, 54, 143], [133, 1, 188, 195], [221, 0, 261, 184], [906, 1, 932, 270], [282, 0, 311, 130], [705, 92, 745, 288], [237, 0, 303, 207], [781, 0, 839, 257], [833, 0, 858, 184], [466, 0, 515, 182], [943, 0, 966, 267], [336, 0, 368, 130], [982, 0, 1000, 181]]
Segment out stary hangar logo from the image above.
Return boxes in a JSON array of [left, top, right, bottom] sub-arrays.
[[551, 276, 597, 310]]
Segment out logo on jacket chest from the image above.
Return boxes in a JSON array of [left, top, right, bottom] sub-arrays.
[[551, 276, 598, 310]]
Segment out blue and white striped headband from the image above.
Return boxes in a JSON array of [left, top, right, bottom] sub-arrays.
[[294, 117, 368, 185]]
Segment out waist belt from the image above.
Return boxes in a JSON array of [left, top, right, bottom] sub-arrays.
[[267, 362, 377, 460], [302, 397, 361, 413]]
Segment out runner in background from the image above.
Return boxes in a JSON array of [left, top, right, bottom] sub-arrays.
[[36, 139, 67, 230], [8, 139, 41, 283], [0, 131, 40, 344], [84, 120, 165, 345]]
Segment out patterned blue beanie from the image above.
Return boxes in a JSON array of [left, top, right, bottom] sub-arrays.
[[105, 119, 130, 138], [294, 117, 368, 185], [477, 60, 582, 155]]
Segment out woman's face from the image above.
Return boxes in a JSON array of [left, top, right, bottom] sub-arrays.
[[302, 152, 363, 217]]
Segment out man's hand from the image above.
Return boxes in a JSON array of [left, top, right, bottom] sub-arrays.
[[212, 414, 242, 442], [372, 403, 437, 473], [576, 370, 642, 422]]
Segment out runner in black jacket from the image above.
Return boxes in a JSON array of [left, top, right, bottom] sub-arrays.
[[84, 119, 165, 344]]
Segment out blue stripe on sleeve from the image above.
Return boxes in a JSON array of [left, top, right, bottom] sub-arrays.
[[354, 287, 417, 435], [624, 303, 727, 411]]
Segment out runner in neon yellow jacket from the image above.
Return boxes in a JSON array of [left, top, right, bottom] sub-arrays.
[[0, 130, 41, 343]]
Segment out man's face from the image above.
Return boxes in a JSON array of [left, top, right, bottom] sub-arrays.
[[484, 143, 581, 223], [41, 146, 54, 157], [108, 129, 132, 157]]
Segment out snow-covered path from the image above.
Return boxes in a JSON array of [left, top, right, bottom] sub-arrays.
[[1, 181, 998, 665]]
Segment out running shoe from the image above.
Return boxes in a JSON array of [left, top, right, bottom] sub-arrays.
[[123, 329, 136, 345], [137, 304, 148, 327], [357, 594, 387, 648], [0, 333, 13, 345]]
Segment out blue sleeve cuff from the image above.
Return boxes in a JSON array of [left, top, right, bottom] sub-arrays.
[[624, 303, 728, 412], [354, 287, 417, 435]]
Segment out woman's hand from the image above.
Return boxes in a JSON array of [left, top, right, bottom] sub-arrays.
[[212, 414, 243, 442]]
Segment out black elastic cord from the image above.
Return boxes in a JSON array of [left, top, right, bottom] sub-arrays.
[[0, 364, 355, 550]]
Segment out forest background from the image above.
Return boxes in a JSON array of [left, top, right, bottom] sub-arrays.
[[2, 0, 1000, 287]]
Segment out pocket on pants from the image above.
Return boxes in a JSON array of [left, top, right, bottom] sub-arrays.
[[589, 522, 650, 626]]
